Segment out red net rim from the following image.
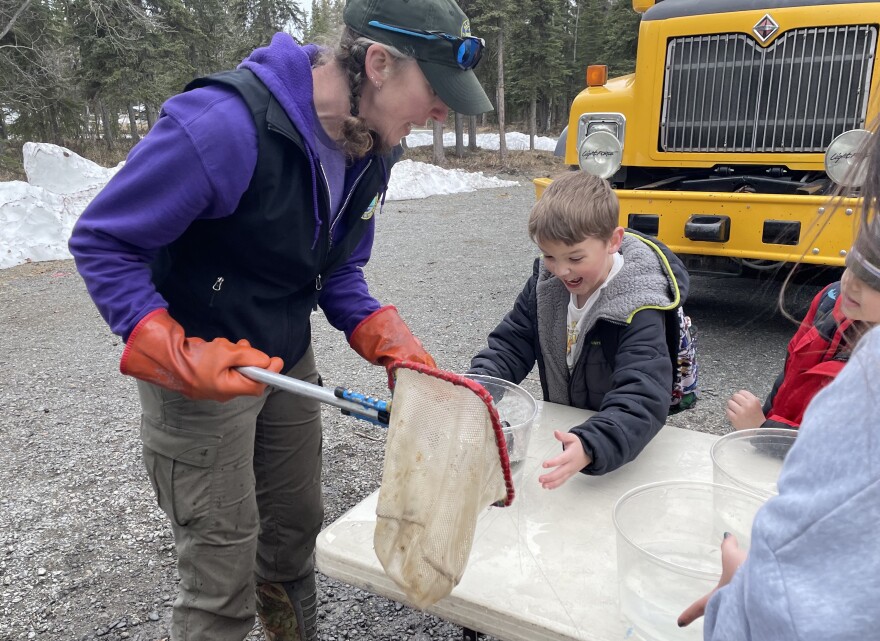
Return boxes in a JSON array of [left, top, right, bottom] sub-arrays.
[[390, 361, 515, 507]]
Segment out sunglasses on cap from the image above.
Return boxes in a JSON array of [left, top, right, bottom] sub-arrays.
[[367, 20, 485, 70]]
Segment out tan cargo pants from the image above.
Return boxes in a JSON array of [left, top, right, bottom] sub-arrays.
[[137, 346, 323, 641]]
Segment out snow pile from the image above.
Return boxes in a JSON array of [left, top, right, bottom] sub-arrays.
[[1, 142, 520, 270], [1, 144, 124, 269], [386, 159, 516, 201], [23, 142, 122, 195], [406, 131, 557, 152], [0, 182, 73, 269]]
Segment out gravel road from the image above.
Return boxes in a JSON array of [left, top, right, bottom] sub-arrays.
[[0, 180, 829, 641]]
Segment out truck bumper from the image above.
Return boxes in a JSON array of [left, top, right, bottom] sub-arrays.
[[533, 178, 856, 267]]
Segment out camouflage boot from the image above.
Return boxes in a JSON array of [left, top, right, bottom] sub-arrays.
[[255, 573, 318, 641]]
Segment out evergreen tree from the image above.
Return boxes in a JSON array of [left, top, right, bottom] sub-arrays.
[[306, 0, 342, 43], [169, 0, 238, 76], [141, 0, 204, 105], [0, 0, 77, 143], [67, 0, 172, 147], [602, 0, 640, 75], [505, 0, 567, 140], [232, 0, 306, 59], [463, 0, 500, 105], [468, 0, 515, 159], [572, 0, 607, 78], [0, 0, 644, 159]]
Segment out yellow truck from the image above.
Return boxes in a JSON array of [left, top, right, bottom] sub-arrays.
[[537, 0, 879, 273]]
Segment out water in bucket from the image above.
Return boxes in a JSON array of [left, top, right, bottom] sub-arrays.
[[464, 374, 537, 496], [613, 481, 765, 641]]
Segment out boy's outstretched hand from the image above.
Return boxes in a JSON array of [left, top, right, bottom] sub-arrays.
[[538, 430, 590, 489], [677, 533, 749, 627]]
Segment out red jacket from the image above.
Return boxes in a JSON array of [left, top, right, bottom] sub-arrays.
[[762, 282, 852, 429]]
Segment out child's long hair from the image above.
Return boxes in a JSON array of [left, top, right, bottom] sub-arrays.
[[849, 128, 880, 285], [779, 122, 880, 325], [843, 127, 880, 373]]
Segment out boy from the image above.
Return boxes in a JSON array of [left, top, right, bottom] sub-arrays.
[[469, 172, 689, 489]]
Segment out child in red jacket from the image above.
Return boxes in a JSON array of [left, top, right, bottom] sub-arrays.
[[726, 279, 865, 430]]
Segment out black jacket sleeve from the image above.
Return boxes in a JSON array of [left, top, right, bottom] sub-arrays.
[[571, 308, 672, 475], [762, 368, 787, 417], [468, 273, 538, 385]]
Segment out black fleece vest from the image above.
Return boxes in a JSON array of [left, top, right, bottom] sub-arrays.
[[151, 69, 388, 366]]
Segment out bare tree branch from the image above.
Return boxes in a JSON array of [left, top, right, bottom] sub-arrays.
[[0, 0, 32, 41]]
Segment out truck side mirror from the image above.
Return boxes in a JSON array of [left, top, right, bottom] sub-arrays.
[[632, 0, 655, 13]]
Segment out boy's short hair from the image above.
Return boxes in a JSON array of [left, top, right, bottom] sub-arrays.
[[528, 172, 620, 245]]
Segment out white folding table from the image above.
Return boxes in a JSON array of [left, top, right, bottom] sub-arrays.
[[316, 402, 719, 641]]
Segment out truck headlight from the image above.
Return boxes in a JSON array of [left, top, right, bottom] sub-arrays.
[[576, 113, 626, 179], [586, 121, 621, 138], [578, 130, 623, 179], [825, 129, 872, 187]]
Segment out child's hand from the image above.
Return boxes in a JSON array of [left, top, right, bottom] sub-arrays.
[[726, 390, 766, 430], [538, 430, 590, 489], [678, 532, 748, 627]]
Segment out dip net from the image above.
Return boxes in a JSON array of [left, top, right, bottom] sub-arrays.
[[374, 362, 514, 609]]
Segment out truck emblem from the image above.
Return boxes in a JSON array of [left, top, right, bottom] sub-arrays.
[[753, 14, 779, 42]]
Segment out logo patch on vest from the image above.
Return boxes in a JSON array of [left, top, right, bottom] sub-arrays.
[[362, 195, 379, 220]]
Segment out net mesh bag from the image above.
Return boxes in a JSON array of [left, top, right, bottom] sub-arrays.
[[374, 362, 514, 609]]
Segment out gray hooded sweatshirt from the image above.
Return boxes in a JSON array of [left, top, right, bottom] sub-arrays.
[[704, 325, 880, 639]]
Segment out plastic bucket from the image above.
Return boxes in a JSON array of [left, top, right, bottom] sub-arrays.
[[613, 480, 765, 641], [711, 428, 797, 500], [464, 374, 537, 495]]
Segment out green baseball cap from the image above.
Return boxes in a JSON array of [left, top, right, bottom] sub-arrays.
[[343, 0, 493, 115]]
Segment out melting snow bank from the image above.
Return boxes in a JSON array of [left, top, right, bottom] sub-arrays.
[[0, 182, 75, 269], [386, 159, 517, 201], [1, 143, 123, 269], [405, 131, 557, 152], [1, 143, 518, 270]]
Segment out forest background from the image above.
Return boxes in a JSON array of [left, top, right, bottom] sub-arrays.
[[0, 0, 640, 179]]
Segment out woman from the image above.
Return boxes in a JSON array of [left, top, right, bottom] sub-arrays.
[[68, 1, 492, 639]]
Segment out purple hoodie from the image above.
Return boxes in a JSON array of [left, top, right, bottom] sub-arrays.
[[69, 34, 381, 343]]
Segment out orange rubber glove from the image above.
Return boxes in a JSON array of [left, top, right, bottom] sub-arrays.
[[120, 309, 285, 402], [349, 306, 436, 387]]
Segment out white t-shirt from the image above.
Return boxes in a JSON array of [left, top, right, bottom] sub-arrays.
[[566, 253, 625, 370]]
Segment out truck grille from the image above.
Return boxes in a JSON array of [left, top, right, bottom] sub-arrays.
[[660, 25, 877, 153]]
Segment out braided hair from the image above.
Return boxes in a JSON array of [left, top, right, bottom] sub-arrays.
[[329, 27, 410, 159]]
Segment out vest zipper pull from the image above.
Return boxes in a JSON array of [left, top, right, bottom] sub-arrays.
[[313, 274, 323, 311], [210, 276, 224, 307]]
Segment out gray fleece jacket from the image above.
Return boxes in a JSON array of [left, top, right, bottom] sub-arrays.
[[704, 324, 880, 640]]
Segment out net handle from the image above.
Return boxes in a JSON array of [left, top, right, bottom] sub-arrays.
[[238, 366, 389, 426]]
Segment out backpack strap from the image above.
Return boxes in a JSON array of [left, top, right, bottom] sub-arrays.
[[813, 282, 842, 342], [664, 306, 681, 382], [813, 282, 855, 362]]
